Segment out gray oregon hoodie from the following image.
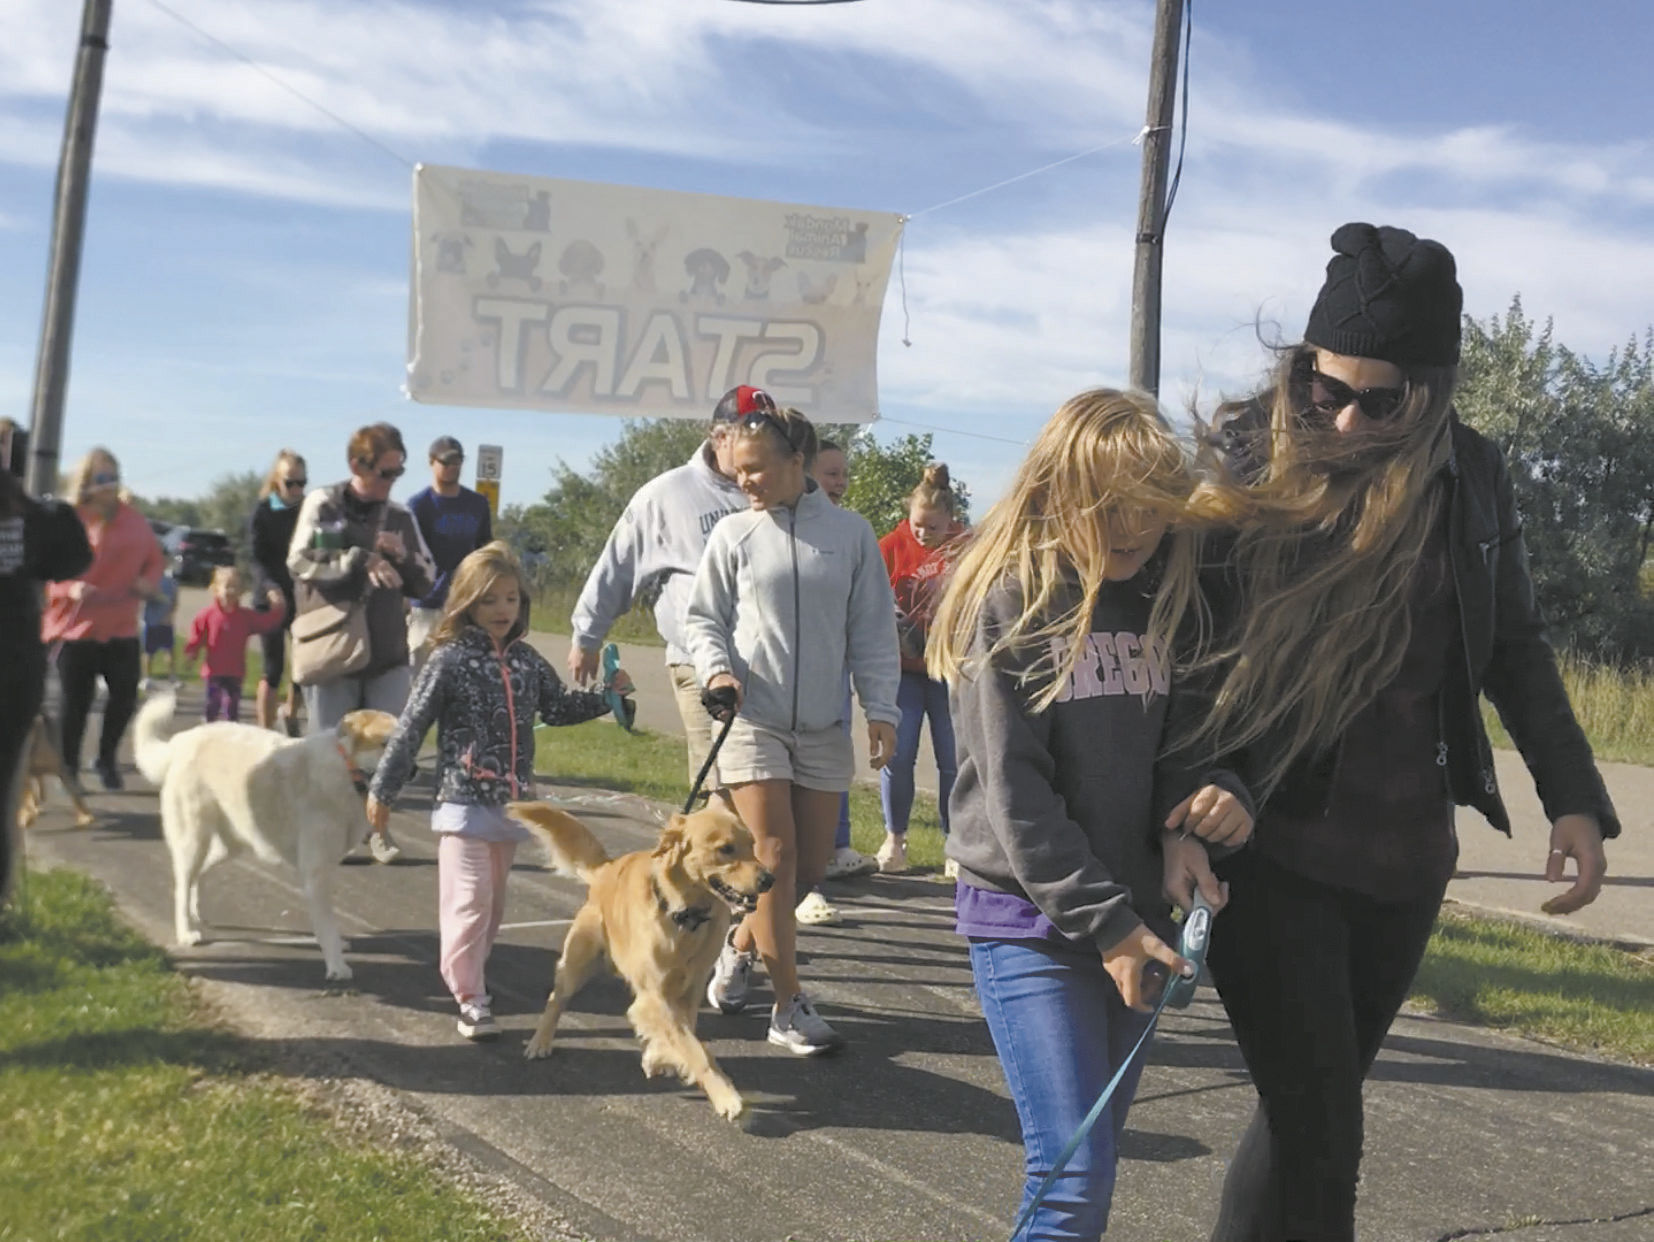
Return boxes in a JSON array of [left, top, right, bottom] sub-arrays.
[[685, 480, 901, 733]]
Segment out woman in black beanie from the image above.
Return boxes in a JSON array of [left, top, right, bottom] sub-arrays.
[[1167, 224, 1616, 1240]]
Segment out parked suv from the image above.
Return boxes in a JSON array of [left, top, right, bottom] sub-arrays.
[[173, 529, 236, 585]]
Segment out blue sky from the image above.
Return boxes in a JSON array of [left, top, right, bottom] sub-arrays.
[[2, 0, 1650, 517]]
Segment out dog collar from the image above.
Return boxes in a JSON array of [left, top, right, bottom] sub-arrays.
[[334, 740, 371, 797], [650, 875, 711, 932]]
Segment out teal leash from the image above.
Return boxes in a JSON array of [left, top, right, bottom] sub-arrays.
[[600, 642, 634, 731], [1007, 894, 1215, 1242]]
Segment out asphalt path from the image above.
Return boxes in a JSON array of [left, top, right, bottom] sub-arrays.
[[19, 672, 1654, 1242]]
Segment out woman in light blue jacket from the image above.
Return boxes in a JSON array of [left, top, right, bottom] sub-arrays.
[[685, 398, 901, 1056]]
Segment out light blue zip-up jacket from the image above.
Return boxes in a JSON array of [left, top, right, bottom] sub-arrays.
[[685, 481, 902, 733]]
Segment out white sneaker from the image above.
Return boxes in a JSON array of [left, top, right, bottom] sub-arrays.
[[943, 857, 960, 880], [823, 845, 877, 880], [875, 834, 908, 874], [768, 993, 844, 1056], [795, 890, 841, 926], [706, 927, 757, 1014], [457, 1000, 498, 1040], [139, 677, 152, 695], [368, 830, 403, 864]]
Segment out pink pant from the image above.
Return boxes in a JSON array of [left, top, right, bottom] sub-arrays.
[[437, 835, 517, 1005]]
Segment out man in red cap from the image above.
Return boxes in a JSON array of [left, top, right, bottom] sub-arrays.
[[567, 386, 768, 783]]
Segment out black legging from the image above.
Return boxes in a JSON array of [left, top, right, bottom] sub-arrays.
[[56, 636, 142, 774], [2, 651, 47, 900], [1206, 848, 1446, 1242]]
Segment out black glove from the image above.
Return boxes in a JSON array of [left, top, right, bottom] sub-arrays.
[[701, 683, 739, 724]]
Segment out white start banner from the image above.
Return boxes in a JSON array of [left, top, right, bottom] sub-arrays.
[[407, 164, 904, 423]]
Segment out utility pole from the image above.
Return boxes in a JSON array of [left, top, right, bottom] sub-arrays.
[[26, 0, 114, 497], [1128, 0, 1185, 397]]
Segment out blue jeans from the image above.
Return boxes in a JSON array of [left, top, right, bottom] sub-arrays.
[[880, 671, 956, 837], [970, 937, 1153, 1241]]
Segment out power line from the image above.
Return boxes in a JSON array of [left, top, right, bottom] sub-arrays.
[[873, 415, 1029, 446], [144, 0, 415, 171]]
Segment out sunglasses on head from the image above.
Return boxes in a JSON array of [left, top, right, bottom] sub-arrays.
[[1292, 356, 1408, 423]]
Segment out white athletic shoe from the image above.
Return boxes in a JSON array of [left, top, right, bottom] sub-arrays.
[[875, 834, 909, 874], [768, 993, 845, 1056], [707, 926, 757, 1014]]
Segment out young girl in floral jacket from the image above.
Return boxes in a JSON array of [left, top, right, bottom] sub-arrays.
[[367, 541, 633, 1040]]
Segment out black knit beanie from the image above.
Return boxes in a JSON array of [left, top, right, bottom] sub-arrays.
[[1303, 223, 1462, 366]]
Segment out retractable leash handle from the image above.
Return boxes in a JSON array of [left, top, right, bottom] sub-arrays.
[[1007, 891, 1218, 1242], [599, 642, 634, 732]]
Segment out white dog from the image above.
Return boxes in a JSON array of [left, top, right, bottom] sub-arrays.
[[133, 691, 398, 980]]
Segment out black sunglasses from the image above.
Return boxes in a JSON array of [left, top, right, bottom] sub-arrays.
[[282, 476, 307, 488], [375, 465, 406, 481], [1292, 356, 1407, 423]]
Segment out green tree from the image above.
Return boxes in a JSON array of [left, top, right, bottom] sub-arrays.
[[134, 471, 263, 565], [1456, 297, 1654, 661], [842, 430, 971, 537]]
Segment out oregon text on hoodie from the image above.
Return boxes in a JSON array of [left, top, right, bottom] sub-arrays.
[[571, 444, 746, 666], [684, 481, 902, 734], [947, 578, 1248, 952]]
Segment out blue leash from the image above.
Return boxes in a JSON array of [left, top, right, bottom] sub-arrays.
[[1007, 894, 1215, 1242]]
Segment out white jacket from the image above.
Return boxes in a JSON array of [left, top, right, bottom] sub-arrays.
[[685, 481, 901, 733], [570, 445, 746, 665]]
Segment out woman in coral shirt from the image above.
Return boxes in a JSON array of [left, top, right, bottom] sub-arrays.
[[41, 448, 165, 791]]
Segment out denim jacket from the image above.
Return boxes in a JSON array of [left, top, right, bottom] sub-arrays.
[[369, 625, 610, 808]]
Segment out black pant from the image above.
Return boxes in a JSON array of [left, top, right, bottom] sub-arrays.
[[2, 651, 48, 903], [1206, 849, 1446, 1242], [56, 637, 142, 774]]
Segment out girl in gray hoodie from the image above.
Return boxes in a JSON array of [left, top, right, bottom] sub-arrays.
[[685, 403, 901, 1056]]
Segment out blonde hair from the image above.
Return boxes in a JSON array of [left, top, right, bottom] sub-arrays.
[[66, 446, 120, 506], [908, 462, 957, 517], [1178, 345, 1458, 795], [927, 388, 1207, 713], [210, 565, 243, 596], [431, 541, 531, 648], [259, 449, 306, 500]]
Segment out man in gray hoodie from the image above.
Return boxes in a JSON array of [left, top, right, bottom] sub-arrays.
[[567, 388, 754, 783]]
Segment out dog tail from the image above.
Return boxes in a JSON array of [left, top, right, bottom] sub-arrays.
[[132, 689, 180, 786], [506, 802, 609, 884]]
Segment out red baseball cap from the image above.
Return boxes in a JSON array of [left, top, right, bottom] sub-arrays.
[[713, 385, 778, 422]]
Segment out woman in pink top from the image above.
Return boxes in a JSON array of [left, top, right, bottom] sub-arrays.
[[40, 448, 165, 791], [184, 565, 287, 722]]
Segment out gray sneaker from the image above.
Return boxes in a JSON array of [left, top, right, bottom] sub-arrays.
[[457, 1001, 498, 1041], [706, 927, 757, 1014], [768, 993, 844, 1056]]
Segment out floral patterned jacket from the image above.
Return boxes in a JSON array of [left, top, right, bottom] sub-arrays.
[[369, 625, 611, 808]]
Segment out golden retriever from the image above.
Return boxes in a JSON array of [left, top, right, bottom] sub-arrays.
[[132, 690, 397, 981], [17, 717, 96, 829], [507, 797, 773, 1122]]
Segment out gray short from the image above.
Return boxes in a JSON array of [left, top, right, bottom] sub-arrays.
[[716, 717, 854, 792]]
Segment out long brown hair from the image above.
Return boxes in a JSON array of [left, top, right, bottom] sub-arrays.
[[927, 388, 1207, 712], [431, 540, 532, 648], [1179, 344, 1458, 794]]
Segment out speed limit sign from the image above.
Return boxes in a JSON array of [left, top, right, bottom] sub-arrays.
[[475, 444, 503, 482]]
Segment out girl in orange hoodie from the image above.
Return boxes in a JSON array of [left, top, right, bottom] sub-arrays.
[[876, 463, 967, 874]]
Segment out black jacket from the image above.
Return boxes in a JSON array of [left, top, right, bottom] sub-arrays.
[[249, 496, 300, 607], [1204, 411, 1618, 840], [1, 492, 93, 666]]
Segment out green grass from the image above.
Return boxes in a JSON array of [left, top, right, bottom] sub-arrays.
[[0, 870, 534, 1242], [533, 719, 951, 870], [529, 581, 664, 647], [1409, 907, 1654, 1064], [1482, 652, 1654, 766]]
